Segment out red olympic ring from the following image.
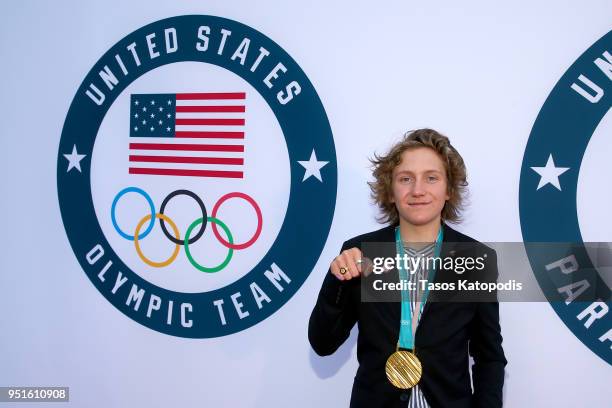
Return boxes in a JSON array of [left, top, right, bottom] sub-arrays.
[[211, 192, 263, 250]]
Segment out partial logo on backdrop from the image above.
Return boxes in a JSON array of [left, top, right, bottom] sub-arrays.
[[57, 15, 337, 338], [519, 30, 611, 364]]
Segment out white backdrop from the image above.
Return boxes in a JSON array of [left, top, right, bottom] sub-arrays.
[[1, 1, 610, 406]]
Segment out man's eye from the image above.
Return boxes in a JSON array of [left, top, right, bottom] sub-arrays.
[[427, 176, 439, 183], [400, 177, 412, 183]]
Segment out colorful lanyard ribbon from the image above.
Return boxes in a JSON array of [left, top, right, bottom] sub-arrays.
[[395, 226, 444, 350]]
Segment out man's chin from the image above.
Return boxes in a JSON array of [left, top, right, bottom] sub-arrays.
[[398, 215, 438, 227]]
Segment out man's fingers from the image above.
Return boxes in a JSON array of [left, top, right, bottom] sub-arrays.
[[359, 257, 374, 277], [329, 247, 363, 281], [330, 259, 345, 281], [342, 248, 363, 279], [332, 257, 352, 280], [338, 253, 354, 279], [348, 248, 363, 274], [343, 252, 360, 279]]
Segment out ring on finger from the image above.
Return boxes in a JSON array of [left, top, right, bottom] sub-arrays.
[[339, 266, 348, 275]]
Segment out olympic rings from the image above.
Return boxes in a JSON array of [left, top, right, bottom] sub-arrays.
[[112, 187, 155, 240], [184, 217, 234, 273], [159, 189, 207, 245], [134, 213, 180, 267], [111, 187, 263, 272], [212, 192, 263, 250]]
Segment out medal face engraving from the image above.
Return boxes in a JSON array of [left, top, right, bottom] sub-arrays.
[[385, 350, 422, 389]]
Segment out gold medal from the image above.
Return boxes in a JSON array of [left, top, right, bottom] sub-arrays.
[[385, 349, 422, 389]]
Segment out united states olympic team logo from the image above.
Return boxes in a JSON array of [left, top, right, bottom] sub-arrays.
[[520, 30, 611, 364], [57, 15, 337, 338]]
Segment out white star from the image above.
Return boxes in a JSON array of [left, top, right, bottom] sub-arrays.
[[142, 107, 147, 112], [150, 126, 154, 131], [134, 126, 138, 131], [531, 154, 570, 191], [159, 107, 163, 112], [166, 127, 171, 131], [134, 113, 138, 118], [298, 149, 329, 182], [151, 100, 155, 105], [63, 145, 86, 173], [150, 113, 155, 118], [166, 113, 171, 118], [167, 100, 172, 105], [158, 120, 163, 125], [134, 100, 139, 106]]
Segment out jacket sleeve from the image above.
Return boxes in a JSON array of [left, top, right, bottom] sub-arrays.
[[308, 241, 359, 356], [469, 249, 507, 407]]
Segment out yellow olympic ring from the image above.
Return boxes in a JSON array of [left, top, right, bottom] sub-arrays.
[[134, 213, 180, 268]]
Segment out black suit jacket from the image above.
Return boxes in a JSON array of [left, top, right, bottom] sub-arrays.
[[308, 223, 506, 408]]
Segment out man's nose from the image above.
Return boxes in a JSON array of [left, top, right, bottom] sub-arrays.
[[411, 178, 426, 195]]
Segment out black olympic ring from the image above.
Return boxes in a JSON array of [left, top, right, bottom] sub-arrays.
[[159, 189, 207, 245]]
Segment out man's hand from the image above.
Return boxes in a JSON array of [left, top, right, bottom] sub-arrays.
[[330, 247, 370, 280]]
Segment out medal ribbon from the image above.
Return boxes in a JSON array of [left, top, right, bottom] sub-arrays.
[[395, 226, 443, 351]]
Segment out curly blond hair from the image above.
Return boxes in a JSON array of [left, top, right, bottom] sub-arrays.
[[368, 128, 468, 225]]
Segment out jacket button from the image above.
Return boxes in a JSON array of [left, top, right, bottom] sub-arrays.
[[400, 392, 409, 401]]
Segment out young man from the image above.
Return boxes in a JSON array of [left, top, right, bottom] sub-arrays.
[[308, 129, 506, 407]]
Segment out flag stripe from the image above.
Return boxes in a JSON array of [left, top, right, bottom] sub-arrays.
[[174, 131, 244, 139], [175, 118, 244, 126], [127, 161, 244, 172], [175, 113, 244, 120], [176, 92, 245, 100], [174, 125, 246, 133], [175, 99, 245, 106], [129, 155, 244, 165], [129, 143, 244, 152], [129, 149, 243, 158], [129, 167, 243, 178], [176, 105, 245, 113]]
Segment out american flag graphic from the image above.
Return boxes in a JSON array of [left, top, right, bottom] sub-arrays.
[[129, 92, 245, 179]]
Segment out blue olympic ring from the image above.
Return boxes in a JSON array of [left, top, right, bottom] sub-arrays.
[[111, 187, 155, 240]]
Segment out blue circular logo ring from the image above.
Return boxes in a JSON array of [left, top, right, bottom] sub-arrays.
[[519, 30, 611, 364], [111, 187, 156, 241], [57, 15, 337, 338]]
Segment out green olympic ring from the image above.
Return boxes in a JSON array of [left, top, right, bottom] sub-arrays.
[[184, 216, 234, 273]]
